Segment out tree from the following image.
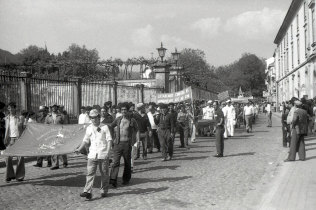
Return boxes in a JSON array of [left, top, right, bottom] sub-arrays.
[[177, 48, 227, 92], [215, 53, 266, 97]]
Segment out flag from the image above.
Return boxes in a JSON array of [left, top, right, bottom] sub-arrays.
[[1, 123, 87, 157]]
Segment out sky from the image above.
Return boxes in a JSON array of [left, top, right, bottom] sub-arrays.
[[0, 0, 291, 66]]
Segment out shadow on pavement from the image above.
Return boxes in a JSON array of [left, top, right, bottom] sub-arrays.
[[224, 152, 255, 157], [26, 172, 83, 181], [305, 155, 316, 161], [255, 130, 269, 133], [174, 156, 209, 161], [305, 142, 316, 146], [180, 150, 213, 154], [234, 135, 254, 138], [134, 165, 180, 173], [124, 175, 192, 187], [110, 186, 169, 197], [306, 147, 316, 151]]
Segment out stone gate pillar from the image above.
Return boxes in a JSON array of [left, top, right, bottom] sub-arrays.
[[153, 62, 171, 93]]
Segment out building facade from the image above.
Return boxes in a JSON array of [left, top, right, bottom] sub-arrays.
[[274, 0, 316, 105], [265, 57, 277, 103]]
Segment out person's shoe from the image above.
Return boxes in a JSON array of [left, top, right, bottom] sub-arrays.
[[122, 181, 129, 185], [5, 177, 14, 183], [17, 178, 24, 182], [33, 163, 42, 167], [168, 156, 172, 160], [161, 157, 168, 161], [50, 166, 59, 170], [80, 192, 92, 200], [63, 164, 68, 168], [148, 150, 153, 154], [110, 180, 117, 188], [213, 154, 223, 157], [246, 129, 249, 133], [101, 193, 107, 198], [284, 159, 294, 162], [134, 156, 139, 160], [191, 140, 196, 143]]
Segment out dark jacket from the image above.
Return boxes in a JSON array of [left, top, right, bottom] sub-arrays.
[[154, 112, 175, 133], [133, 112, 151, 133], [292, 108, 308, 136], [110, 116, 138, 145]]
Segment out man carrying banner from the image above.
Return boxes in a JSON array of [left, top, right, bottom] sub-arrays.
[[45, 103, 68, 170], [76, 109, 112, 199], [155, 103, 175, 161], [4, 102, 25, 182]]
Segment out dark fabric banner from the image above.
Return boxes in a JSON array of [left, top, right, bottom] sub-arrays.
[[1, 123, 86, 157]]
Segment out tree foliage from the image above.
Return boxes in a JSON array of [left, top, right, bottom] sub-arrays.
[[214, 53, 266, 97], [177, 48, 227, 92]]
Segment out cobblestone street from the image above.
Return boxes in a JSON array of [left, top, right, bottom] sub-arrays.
[[0, 114, 291, 210]]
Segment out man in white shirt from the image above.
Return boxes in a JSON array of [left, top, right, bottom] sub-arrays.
[[243, 102, 254, 133], [221, 101, 228, 138], [202, 100, 215, 136], [226, 100, 236, 137], [4, 102, 25, 182], [76, 109, 112, 200], [266, 102, 272, 127], [78, 106, 89, 124], [147, 104, 160, 152]]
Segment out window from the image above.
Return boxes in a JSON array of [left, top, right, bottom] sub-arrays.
[[312, 8, 316, 44], [297, 36, 300, 64], [297, 14, 299, 32], [304, 28, 308, 56], [291, 44, 294, 68]]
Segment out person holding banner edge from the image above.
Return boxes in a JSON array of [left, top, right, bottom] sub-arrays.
[[75, 109, 112, 199]]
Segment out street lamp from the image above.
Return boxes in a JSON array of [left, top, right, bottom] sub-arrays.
[[157, 42, 167, 62], [171, 48, 180, 66]]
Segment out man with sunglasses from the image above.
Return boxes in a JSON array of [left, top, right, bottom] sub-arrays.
[[109, 102, 139, 187], [76, 109, 112, 199]]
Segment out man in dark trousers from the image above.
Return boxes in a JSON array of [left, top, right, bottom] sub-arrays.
[[155, 103, 175, 161], [213, 101, 225, 157], [109, 103, 138, 187], [285, 99, 308, 162], [168, 103, 177, 146]]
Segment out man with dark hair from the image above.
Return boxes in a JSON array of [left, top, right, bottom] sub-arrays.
[[134, 103, 151, 160], [147, 104, 160, 152], [213, 101, 225, 157], [109, 102, 138, 187], [45, 103, 68, 170], [155, 103, 175, 161], [4, 102, 25, 182], [285, 99, 308, 161], [34, 105, 52, 167], [100, 106, 114, 125]]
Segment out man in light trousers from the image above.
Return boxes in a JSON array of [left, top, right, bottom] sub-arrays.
[[76, 109, 112, 200]]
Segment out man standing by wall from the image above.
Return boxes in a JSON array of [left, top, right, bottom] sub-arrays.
[[4, 102, 25, 182], [213, 101, 225, 157], [285, 99, 308, 161]]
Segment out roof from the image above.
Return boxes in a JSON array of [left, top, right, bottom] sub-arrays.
[[274, 0, 304, 44]]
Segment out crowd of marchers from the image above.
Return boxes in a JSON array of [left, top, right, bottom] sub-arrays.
[[0, 98, 303, 200]]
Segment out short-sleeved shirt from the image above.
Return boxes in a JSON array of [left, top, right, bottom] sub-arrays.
[[214, 108, 224, 127], [83, 124, 112, 159]]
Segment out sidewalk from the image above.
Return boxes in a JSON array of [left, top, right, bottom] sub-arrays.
[[258, 133, 316, 210], [243, 130, 316, 210]]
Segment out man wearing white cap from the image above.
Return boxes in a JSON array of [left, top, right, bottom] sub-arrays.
[[226, 100, 236, 137], [76, 109, 112, 199]]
